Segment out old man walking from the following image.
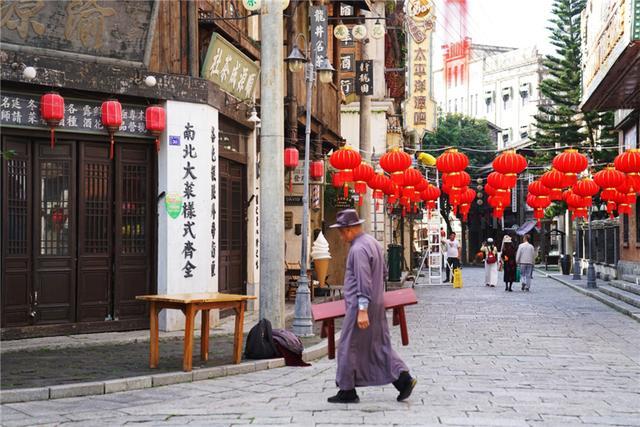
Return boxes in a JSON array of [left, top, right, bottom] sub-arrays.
[[327, 209, 416, 404]]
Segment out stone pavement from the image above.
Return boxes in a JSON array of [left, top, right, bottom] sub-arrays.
[[2, 267, 640, 426]]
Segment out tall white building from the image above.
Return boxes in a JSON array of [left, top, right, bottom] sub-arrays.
[[433, 44, 545, 150]]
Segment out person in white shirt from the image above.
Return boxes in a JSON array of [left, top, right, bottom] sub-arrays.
[[516, 234, 536, 291], [480, 238, 499, 287], [444, 232, 460, 282]]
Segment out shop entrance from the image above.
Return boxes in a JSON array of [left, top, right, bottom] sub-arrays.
[[1, 136, 155, 332]]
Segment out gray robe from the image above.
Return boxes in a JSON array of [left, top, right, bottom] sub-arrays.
[[336, 233, 408, 390]]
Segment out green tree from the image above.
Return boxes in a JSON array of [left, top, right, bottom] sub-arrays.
[[532, 0, 615, 167], [421, 113, 496, 244], [422, 113, 496, 168]]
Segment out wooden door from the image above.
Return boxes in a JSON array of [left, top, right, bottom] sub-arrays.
[[32, 142, 76, 324], [113, 143, 154, 320], [219, 158, 246, 295], [77, 142, 113, 322], [1, 138, 32, 327]]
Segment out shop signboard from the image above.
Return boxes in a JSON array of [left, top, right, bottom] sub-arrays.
[[582, 0, 640, 107], [310, 5, 328, 66], [355, 60, 373, 96], [404, 0, 436, 138], [0, 91, 147, 137], [0, 0, 157, 65], [201, 33, 260, 101]]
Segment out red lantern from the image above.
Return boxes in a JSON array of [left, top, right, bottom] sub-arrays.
[[614, 149, 640, 175], [493, 150, 527, 180], [594, 165, 625, 190], [487, 172, 513, 190], [101, 99, 123, 159], [330, 145, 361, 183], [284, 147, 299, 192], [533, 208, 545, 225], [573, 177, 600, 197], [40, 92, 65, 150], [145, 105, 166, 153], [331, 170, 345, 190], [352, 162, 374, 206], [368, 173, 387, 211], [401, 167, 422, 198], [541, 169, 567, 200], [436, 148, 469, 173], [310, 160, 324, 181], [528, 180, 551, 197], [552, 149, 588, 181], [421, 183, 441, 202], [442, 171, 471, 188], [379, 148, 412, 185]]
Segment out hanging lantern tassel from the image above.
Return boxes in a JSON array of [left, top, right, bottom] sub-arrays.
[[289, 171, 293, 193], [109, 131, 115, 159], [343, 183, 349, 199]]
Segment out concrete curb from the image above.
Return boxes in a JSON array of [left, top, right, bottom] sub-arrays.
[[0, 330, 340, 404], [538, 269, 640, 323]]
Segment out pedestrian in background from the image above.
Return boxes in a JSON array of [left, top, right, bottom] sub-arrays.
[[481, 238, 498, 287], [516, 234, 536, 291], [444, 232, 461, 283], [327, 209, 416, 404], [501, 236, 517, 292]]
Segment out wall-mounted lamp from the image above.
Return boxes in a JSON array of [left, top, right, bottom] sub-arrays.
[[247, 106, 261, 127], [11, 63, 36, 81]]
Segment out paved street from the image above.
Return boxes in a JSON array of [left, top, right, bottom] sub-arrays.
[[2, 267, 640, 426]]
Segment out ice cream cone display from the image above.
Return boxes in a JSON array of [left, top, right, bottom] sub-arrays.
[[311, 232, 331, 288], [314, 258, 330, 288]]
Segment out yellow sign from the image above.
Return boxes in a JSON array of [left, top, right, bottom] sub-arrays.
[[201, 33, 260, 101]]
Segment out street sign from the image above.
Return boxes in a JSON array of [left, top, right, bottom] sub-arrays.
[[356, 60, 373, 96], [310, 5, 328, 66]]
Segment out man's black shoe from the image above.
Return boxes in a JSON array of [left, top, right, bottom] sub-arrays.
[[397, 377, 417, 402], [327, 389, 359, 403]]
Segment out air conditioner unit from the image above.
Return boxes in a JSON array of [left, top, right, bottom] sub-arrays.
[[484, 90, 494, 103], [519, 83, 531, 97], [501, 87, 512, 99]]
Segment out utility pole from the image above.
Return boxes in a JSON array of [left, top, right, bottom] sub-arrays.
[[359, 36, 372, 232], [259, 1, 285, 328]]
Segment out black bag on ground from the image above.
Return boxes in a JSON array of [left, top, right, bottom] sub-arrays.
[[244, 319, 278, 360], [272, 328, 311, 367]]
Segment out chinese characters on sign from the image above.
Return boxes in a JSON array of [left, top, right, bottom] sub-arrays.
[[181, 122, 198, 279], [210, 125, 218, 278], [405, 0, 435, 135], [340, 78, 355, 96], [355, 60, 373, 96], [0, 92, 147, 136], [309, 5, 328, 67], [340, 53, 354, 72], [201, 33, 260, 101], [0, 0, 154, 62]]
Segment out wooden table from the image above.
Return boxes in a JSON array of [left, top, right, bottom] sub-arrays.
[[136, 292, 256, 372]]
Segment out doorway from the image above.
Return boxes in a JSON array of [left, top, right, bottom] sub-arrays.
[[1, 136, 156, 331]]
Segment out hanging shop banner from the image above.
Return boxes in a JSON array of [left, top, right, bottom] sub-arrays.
[[355, 60, 373, 96], [0, 91, 147, 137], [0, 0, 156, 65], [404, 0, 436, 137], [310, 5, 328, 66], [201, 33, 260, 101]]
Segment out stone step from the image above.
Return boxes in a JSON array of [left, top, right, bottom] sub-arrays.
[[607, 280, 640, 297], [587, 289, 640, 322], [598, 285, 640, 309]]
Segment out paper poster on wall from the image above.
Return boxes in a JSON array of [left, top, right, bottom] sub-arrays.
[[165, 193, 183, 219]]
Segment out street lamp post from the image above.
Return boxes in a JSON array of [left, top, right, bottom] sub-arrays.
[[586, 206, 597, 288], [572, 218, 581, 280], [286, 34, 334, 337]]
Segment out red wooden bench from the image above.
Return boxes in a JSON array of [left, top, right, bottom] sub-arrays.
[[311, 288, 418, 359]]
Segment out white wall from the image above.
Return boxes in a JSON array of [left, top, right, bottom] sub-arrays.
[[157, 100, 219, 331], [434, 46, 543, 149]]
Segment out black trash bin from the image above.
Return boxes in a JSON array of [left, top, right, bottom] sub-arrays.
[[560, 254, 571, 275], [387, 244, 402, 282]]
